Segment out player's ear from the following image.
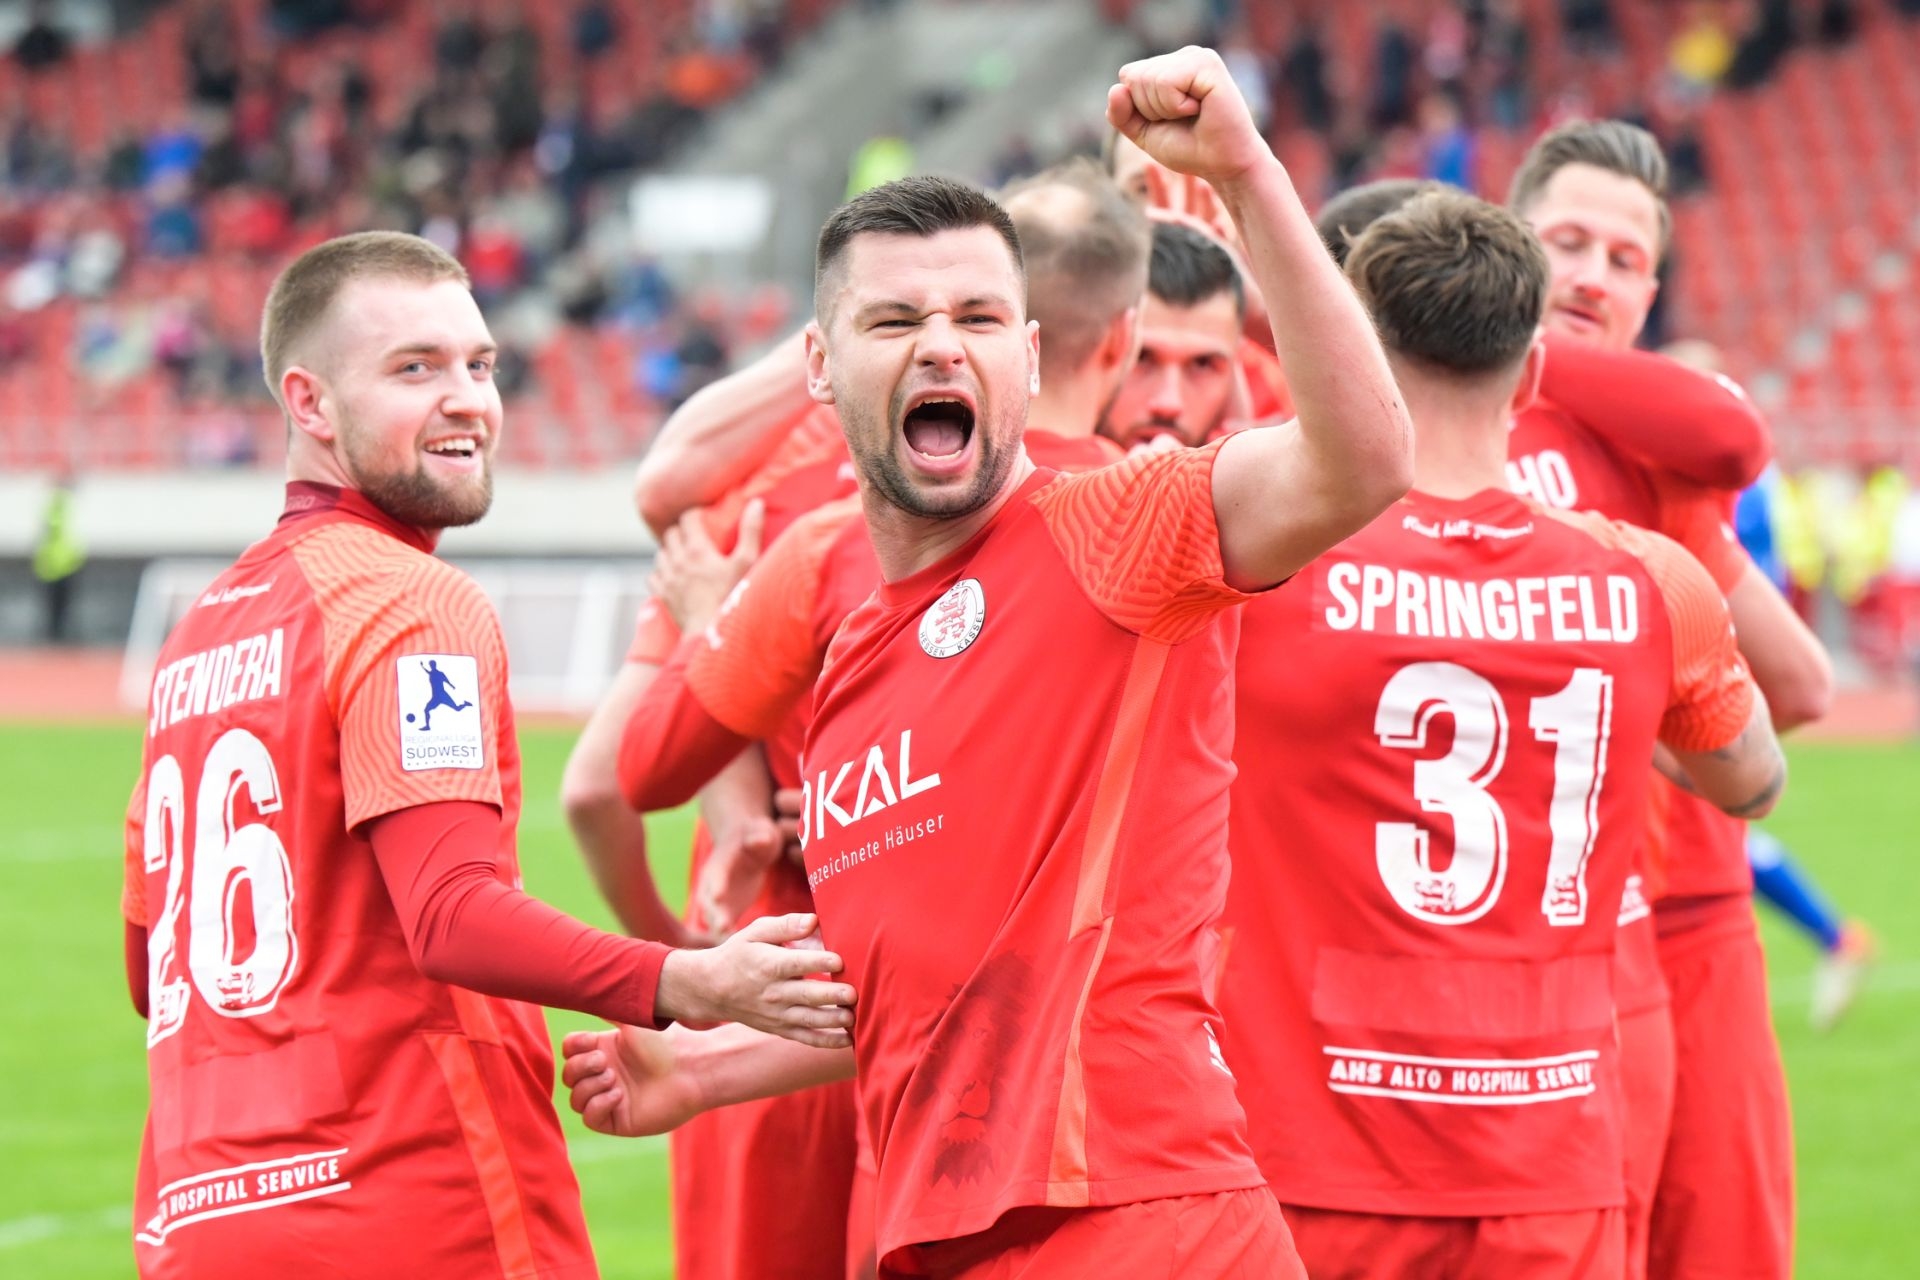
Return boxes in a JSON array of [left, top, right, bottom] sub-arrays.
[[1026, 319, 1041, 397], [803, 321, 835, 406], [280, 365, 336, 445], [1509, 336, 1547, 417], [1099, 304, 1142, 374]]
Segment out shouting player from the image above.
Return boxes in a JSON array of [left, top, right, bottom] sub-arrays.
[[119, 232, 853, 1278], [565, 46, 1412, 1277], [620, 158, 1147, 1280], [1219, 189, 1785, 1279], [1099, 220, 1249, 451]]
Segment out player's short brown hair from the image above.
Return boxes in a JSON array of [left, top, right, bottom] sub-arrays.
[[1148, 221, 1244, 320], [1000, 158, 1150, 380], [1507, 119, 1672, 254], [1316, 178, 1453, 268], [1345, 190, 1547, 378], [814, 176, 1024, 322], [260, 231, 470, 406]]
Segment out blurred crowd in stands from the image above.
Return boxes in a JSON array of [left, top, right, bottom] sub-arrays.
[[0, 0, 828, 464], [1, 0, 1917, 473]]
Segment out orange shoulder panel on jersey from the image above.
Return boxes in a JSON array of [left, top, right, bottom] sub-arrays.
[[686, 495, 863, 741], [1537, 506, 1755, 753], [288, 523, 507, 830], [1031, 438, 1253, 645], [1651, 473, 1748, 595], [121, 772, 147, 926]]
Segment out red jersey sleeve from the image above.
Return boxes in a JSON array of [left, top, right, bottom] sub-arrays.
[[617, 643, 752, 812], [624, 595, 684, 667], [1540, 334, 1771, 489], [291, 537, 506, 831], [684, 498, 859, 740], [367, 800, 668, 1028], [1653, 475, 1749, 595], [1030, 439, 1256, 644], [1542, 508, 1755, 752]]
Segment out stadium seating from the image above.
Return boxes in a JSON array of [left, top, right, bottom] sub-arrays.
[[2, 0, 1915, 471]]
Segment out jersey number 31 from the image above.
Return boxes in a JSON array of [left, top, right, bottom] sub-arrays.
[[1375, 661, 1613, 927], [142, 728, 298, 1048]]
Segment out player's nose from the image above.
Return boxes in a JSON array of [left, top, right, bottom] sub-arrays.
[[1147, 365, 1185, 417], [440, 368, 492, 421], [913, 315, 967, 373]]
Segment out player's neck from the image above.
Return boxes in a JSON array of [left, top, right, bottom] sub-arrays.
[[1025, 368, 1106, 440], [860, 453, 1038, 582], [1402, 386, 1510, 500]]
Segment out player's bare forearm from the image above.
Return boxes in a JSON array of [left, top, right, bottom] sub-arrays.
[[633, 331, 813, 536], [1211, 159, 1413, 585], [1667, 693, 1787, 820], [1726, 561, 1833, 730], [562, 660, 699, 945], [561, 1020, 855, 1138]]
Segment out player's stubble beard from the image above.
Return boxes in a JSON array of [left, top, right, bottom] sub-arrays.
[[337, 412, 494, 530], [844, 381, 1023, 521]]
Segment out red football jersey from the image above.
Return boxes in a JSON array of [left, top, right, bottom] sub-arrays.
[[652, 430, 1125, 927], [122, 487, 593, 1279], [626, 402, 856, 668], [1220, 489, 1753, 1217], [796, 444, 1264, 1267], [1508, 398, 1753, 902]]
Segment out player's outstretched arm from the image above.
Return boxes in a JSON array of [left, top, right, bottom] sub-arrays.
[[1726, 560, 1834, 730], [1107, 47, 1412, 588], [632, 331, 814, 537], [561, 658, 701, 945], [1662, 693, 1787, 820], [655, 913, 856, 1050], [561, 1020, 856, 1138], [1542, 334, 1771, 490]]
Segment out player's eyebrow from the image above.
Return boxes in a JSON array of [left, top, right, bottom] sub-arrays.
[[853, 295, 1015, 324], [382, 340, 499, 361]]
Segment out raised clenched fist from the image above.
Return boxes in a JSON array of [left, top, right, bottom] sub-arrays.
[[1105, 46, 1272, 190]]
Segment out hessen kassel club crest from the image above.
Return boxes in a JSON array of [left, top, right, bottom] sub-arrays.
[[919, 578, 986, 658]]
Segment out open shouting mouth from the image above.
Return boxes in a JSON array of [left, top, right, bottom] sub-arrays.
[[901, 389, 978, 477]]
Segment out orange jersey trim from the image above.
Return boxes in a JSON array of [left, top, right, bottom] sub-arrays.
[[1048, 638, 1172, 1203], [424, 1032, 539, 1279]]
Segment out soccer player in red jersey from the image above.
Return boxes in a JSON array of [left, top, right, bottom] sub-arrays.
[[559, 360, 854, 945], [1505, 122, 1831, 1280], [1219, 189, 1786, 1279], [119, 232, 854, 1279], [621, 159, 1146, 1280], [566, 46, 1414, 1277], [1100, 220, 1250, 451]]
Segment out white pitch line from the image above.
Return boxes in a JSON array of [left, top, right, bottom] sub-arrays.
[[0, 1134, 662, 1250]]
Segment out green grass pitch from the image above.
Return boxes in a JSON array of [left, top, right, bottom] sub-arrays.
[[1, 722, 1914, 1276]]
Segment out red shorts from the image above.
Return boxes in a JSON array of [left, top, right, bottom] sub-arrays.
[[1281, 1204, 1625, 1279], [1649, 900, 1793, 1279], [671, 1080, 860, 1280], [1617, 999, 1676, 1280], [883, 1188, 1301, 1280]]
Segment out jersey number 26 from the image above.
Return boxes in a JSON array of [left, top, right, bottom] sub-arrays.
[[142, 728, 299, 1048]]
